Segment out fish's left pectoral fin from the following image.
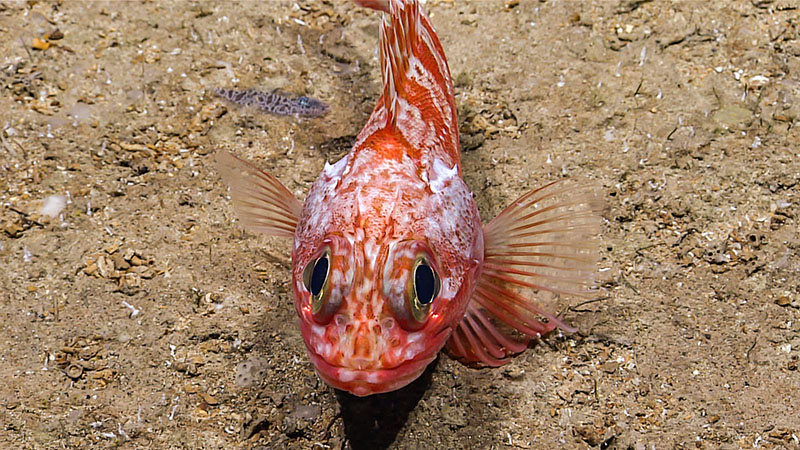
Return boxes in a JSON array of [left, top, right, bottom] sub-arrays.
[[215, 151, 303, 238], [448, 179, 602, 366], [447, 303, 529, 367]]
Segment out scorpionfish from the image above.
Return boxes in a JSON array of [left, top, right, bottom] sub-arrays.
[[218, 0, 600, 396]]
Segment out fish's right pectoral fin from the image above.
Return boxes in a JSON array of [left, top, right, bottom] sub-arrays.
[[215, 151, 303, 238], [448, 179, 602, 367]]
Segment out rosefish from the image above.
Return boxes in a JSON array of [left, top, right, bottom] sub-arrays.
[[217, 0, 600, 396]]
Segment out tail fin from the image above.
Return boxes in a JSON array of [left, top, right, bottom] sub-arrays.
[[448, 180, 602, 366], [354, 0, 460, 164]]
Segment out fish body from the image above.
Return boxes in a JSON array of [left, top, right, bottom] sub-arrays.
[[218, 0, 599, 396]]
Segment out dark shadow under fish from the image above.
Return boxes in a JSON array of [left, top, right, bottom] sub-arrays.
[[214, 87, 329, 118]]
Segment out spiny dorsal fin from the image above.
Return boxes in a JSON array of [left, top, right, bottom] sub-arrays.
[[216, 151, 302, 238], [448, 180, 602, 366], [356, 0, 459, 161], [353, 0, 389, 12]]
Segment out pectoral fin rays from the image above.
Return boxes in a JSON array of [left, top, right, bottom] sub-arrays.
[[448, 179, 602, 366], [216, 151, 303, 238]]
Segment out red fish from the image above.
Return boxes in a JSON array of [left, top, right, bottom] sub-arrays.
[[217, 0, 600, 396]]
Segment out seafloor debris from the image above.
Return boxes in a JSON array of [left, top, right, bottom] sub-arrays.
[[456, 86, 524, 151], [234, 357, 270, 388], [39, 195, 67, 218], [32, 29, 66, 51], [214, 88, 329, 118], [55, 337, 116, 386], [82, 245, 162, 294]]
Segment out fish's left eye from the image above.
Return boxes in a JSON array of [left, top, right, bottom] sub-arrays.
[[384, 242, 442, 331], [408, 256, 441, 323]]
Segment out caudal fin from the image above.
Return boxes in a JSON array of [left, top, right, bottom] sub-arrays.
[[448, 180, 602, 366], [216, 151, 303, 238]]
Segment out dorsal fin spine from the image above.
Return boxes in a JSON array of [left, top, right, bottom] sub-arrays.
[[357, 0, 458, 164]]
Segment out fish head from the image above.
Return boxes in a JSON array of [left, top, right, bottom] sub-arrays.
[[291, 152, 483, 396]]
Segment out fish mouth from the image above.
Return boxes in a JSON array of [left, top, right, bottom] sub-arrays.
[[306, 350, 436, 396], [305, 327, 452, 397]]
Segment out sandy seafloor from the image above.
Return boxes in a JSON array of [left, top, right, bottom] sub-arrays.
[[1, 1, 799, 448]]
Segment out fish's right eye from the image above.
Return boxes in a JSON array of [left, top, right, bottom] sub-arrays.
[[299, 237, 352, 324], [303, 250, 331, 314]]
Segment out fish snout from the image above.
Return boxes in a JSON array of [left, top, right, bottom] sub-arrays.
[[353, 323, 373, 359], [343, 321, 385, 369]]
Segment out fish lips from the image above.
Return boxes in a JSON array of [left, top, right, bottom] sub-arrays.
[[304, 326, 451, 397]]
